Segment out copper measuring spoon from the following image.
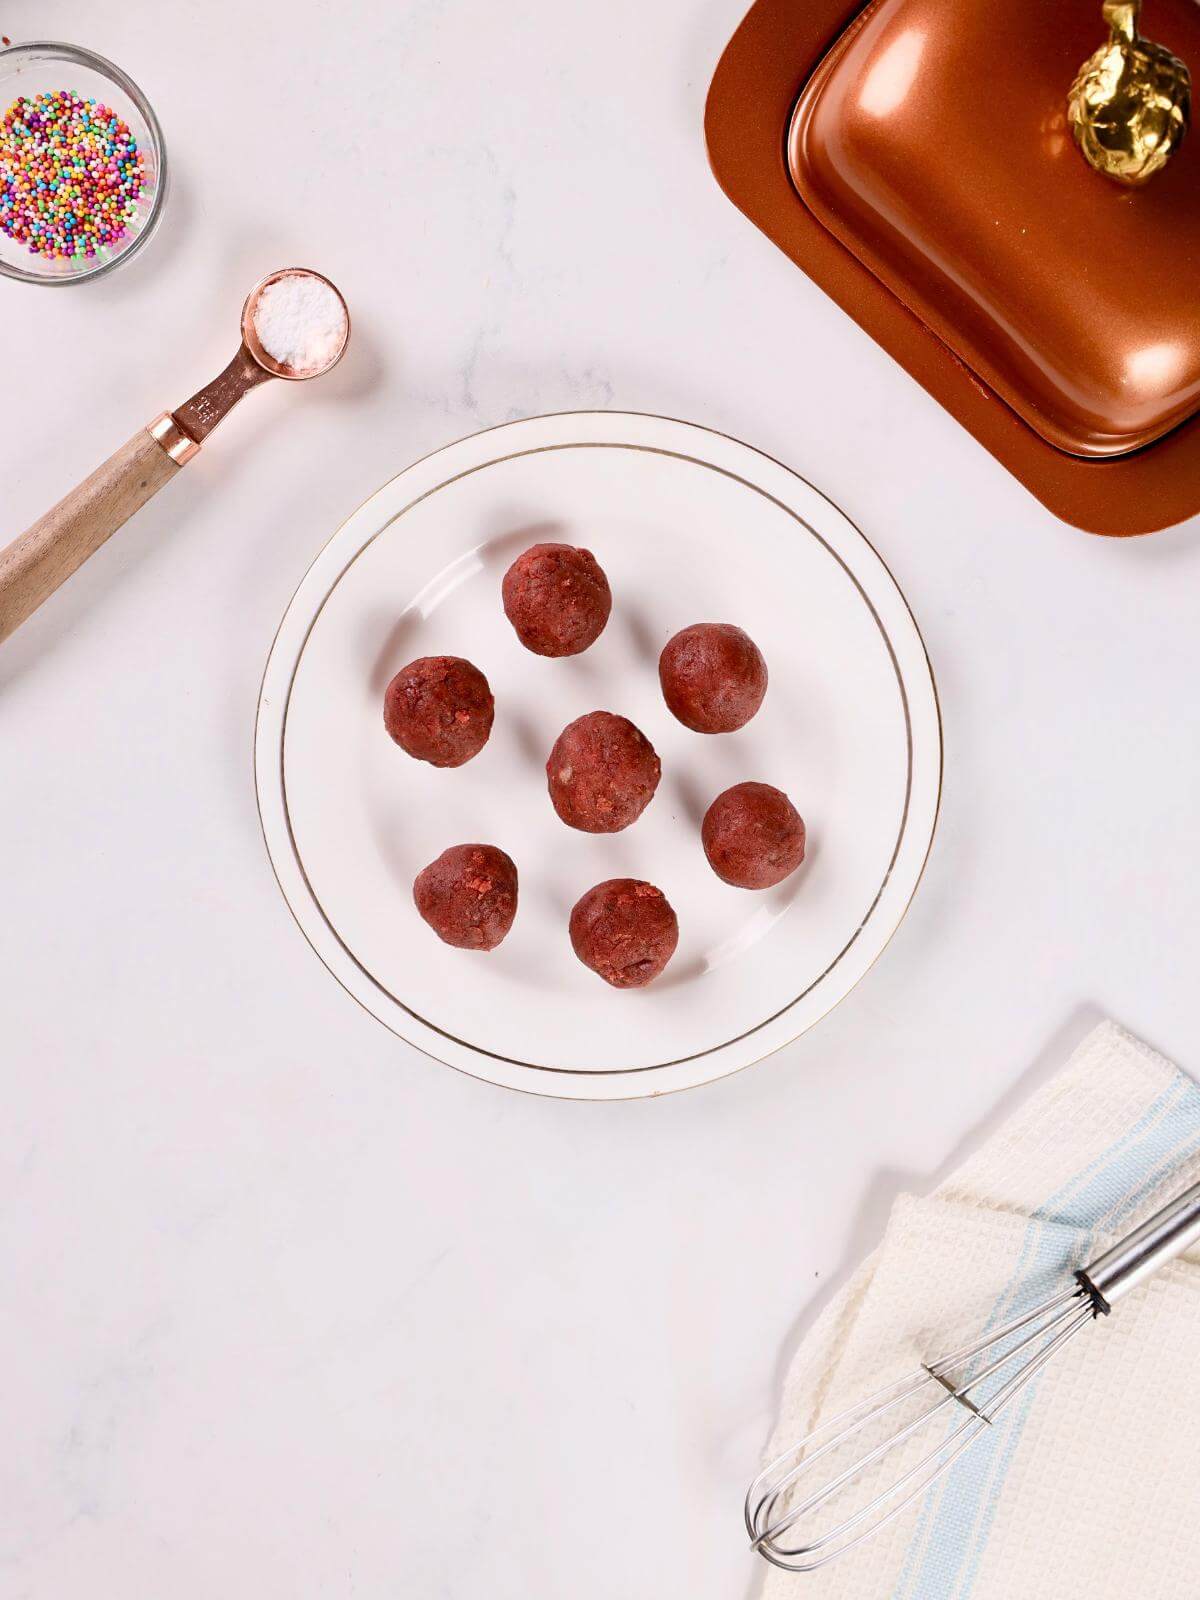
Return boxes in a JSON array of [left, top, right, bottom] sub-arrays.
[[0, 267, 350, 646]]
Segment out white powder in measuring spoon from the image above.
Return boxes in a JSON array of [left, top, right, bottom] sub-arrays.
[[253, 274, 347, 375]]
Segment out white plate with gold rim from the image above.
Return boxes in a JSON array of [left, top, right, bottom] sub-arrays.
[[255, 412, 941, 1099]]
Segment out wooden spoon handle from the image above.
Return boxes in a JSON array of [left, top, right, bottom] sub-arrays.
[[0, 424, 187, 646]]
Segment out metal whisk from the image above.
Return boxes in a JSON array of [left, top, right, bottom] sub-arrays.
[[747, 1177, 1200, 1573]]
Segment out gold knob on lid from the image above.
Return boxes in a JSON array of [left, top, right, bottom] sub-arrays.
[[1068, 0, 1190, 185]]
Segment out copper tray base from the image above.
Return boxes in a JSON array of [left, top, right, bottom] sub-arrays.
[[704, 0, 1200, 536]]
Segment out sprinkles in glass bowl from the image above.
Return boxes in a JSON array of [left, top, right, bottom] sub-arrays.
[[0, 42, 165, 284], [0, 89, 146, 261]]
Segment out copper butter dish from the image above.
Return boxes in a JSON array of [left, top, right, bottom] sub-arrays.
[[706, 0, 1200, 534]]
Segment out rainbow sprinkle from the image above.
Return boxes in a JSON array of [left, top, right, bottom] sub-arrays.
[[0, 89, 147, 261]]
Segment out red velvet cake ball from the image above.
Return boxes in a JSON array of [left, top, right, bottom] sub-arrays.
[[658, 623, 768, 734], [383, 656, 494, 768], [546, 710, 661, 833], [701, 782, 806, 890], [569, 878, 679, 988], [502, 542, 612, 657], [413, 844, 519, 950]]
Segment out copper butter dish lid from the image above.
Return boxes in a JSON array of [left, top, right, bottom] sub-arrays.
[[706, 0, 1200, 534], [791, 0, 1199, 459]]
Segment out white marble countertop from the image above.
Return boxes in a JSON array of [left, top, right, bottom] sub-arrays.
[[4, 2, 1200, 1595]]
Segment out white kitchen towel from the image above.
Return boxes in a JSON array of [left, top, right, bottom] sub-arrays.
[[758, 1021, 1200, 1600]]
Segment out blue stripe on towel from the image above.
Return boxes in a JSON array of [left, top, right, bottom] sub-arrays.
[[892, 1071, 1200, 1600]]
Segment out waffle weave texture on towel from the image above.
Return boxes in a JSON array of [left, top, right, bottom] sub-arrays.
[[759, 1020, 1200, 1600]]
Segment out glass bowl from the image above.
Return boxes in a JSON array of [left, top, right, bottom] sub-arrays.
[[0, 41, 166, 285]]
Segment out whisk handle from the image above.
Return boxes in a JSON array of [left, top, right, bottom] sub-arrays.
[[1078, 1179, 1200, 1313]]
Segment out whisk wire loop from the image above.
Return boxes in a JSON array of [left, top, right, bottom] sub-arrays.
[[747, 1286, 1095, 1572]]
